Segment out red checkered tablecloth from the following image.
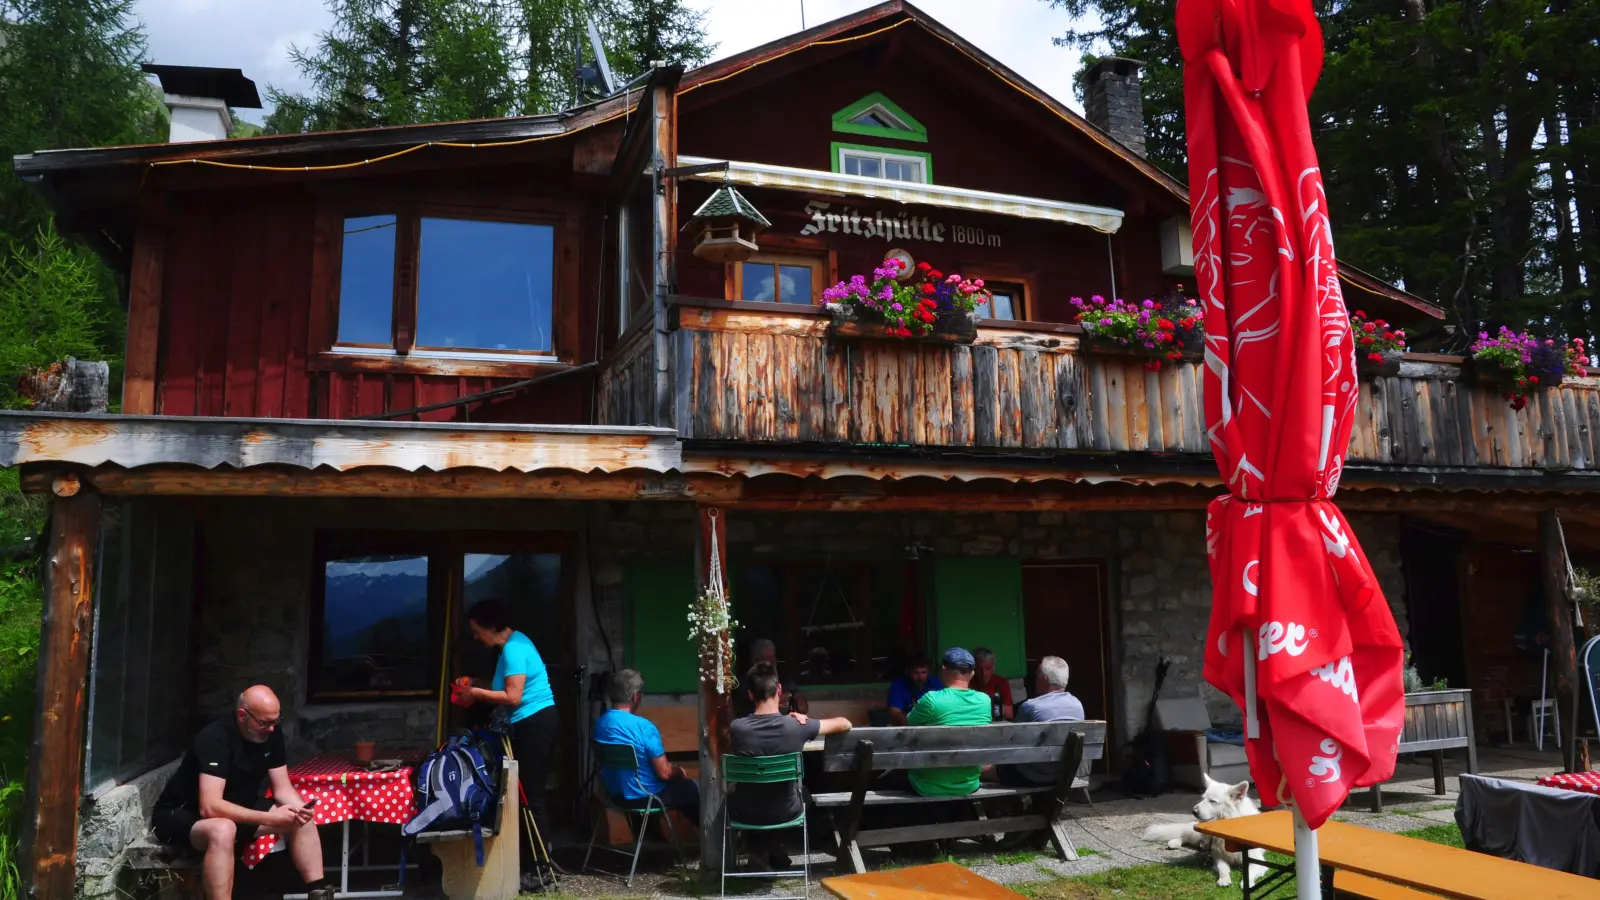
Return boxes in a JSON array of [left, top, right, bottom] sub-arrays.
[[242, 755, 418, 868], [1536, 771, 1600, 795]]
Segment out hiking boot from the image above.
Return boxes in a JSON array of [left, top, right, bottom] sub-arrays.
[[520, 870, 557, 893], [306, 888, 335, 900]]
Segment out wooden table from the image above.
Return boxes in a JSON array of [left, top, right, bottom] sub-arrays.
[[1197, 809, 1598, 900], [821, 861, 1024, 899]]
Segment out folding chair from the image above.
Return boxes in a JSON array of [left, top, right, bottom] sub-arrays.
[[581, 741, 688, 886], [721, 752, 808, 899]]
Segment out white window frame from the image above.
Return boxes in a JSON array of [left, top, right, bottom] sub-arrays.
[[837, 147, 930, 184], [848, 103, 912, 131]]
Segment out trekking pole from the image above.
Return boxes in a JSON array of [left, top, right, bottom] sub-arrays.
[[502, 736, 561, 887]]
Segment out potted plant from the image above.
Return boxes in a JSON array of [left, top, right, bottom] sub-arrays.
[[1351, 310, 1407, 376], [1070, 294, 1205, 370], [822, 258, 990, 341]]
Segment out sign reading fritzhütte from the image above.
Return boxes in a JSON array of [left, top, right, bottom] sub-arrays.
[[799, 200, 1002, 247]]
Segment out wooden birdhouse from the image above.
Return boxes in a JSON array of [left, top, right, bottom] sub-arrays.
[[684, 184, 770, 263]]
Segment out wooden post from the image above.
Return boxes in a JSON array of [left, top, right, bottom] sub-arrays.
[[1538, 510, 1580, 773], [123, 202, 168, 415], [21, 478, 102, 899], [650, 71, 677, 429], [695, 505, 731, 879]]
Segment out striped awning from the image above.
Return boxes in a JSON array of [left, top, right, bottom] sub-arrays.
[[676, 155, 1124, 234]]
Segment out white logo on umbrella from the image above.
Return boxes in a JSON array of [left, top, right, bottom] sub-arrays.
[[1257, 621, 1309, 659], [1309, 738, 1343, 784], [1319, 509, 1351, 559], [1310, 655, 1359, 703]]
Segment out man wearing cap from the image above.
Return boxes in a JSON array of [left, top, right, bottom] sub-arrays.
[[902, 648, 991, 796]]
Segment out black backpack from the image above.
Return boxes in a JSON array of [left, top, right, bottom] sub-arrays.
[[1121, 657, 1172, 797]]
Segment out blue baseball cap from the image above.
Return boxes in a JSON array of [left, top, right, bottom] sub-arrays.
[[942, 647, 975, 669]]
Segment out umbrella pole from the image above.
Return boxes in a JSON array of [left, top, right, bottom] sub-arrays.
[[1242, 627, 1260, 738], [1293, 806, 1323, 900]]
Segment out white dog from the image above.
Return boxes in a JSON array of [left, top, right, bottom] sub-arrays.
[[1141, 774, 1269, 888]]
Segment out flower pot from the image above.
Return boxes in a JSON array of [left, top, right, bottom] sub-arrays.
[[1357, 350, 1404, 377], [825, 303, 976, 344], [1467, 356, 1516, 387]]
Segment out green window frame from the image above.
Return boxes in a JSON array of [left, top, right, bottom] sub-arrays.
[[831, 92, 928, 143], [831, 141, 935, 184]]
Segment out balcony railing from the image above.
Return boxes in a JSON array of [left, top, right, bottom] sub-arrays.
[[597, 299, 1598, 473]]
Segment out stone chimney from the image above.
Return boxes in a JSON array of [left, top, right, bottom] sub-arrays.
[[142, 65, 262, 142], [1084, 57, 1146, 158]]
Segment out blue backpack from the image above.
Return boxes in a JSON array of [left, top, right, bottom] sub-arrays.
[[402, 733, 501, 865]]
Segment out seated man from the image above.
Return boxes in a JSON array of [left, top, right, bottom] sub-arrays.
[[732, 638, 808, 718], [886, 652, 943, 726], [151, 685, 330, 900], [904, 648, 991, 797], [971, 647, 1014, 721], [593, 668, 699, 821], [993, 655, 1086, 787], [729, 661, 851, 870]]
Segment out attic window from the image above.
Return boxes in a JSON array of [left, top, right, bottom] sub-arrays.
[[831, 92, 927, 143], [849, 105, 909, 131]]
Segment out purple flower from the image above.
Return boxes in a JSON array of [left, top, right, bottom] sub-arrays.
[[891, 303, 903, 311], [1142, 299, 1156, 309], [1100, 317, 1113, 326]]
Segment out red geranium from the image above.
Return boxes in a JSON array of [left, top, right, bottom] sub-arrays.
[[1367, 352, 1384, 364], [1362, 322, 1377, 333]]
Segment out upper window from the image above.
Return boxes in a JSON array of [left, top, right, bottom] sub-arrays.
[[831, 92, 927, 143], [835, 145, 931, 184], [322, 202, 572, 367], [734, 252, 826, 304]]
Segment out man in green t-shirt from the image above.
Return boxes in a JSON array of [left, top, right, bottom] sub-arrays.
[[905, 647, 992, 796]]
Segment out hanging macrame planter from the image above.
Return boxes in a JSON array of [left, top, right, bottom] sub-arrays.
[[687, 509, 739, 694]]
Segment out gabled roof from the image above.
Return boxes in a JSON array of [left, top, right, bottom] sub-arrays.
[[10, 0, 1435, 316]]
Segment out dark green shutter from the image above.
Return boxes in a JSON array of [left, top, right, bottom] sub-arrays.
[[625, 558, 699, 693], [932, 556, 1025, 678]]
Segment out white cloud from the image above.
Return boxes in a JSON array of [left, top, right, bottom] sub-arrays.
[[133, 0, 1092, 125]]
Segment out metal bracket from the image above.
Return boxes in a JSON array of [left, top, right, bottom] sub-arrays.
[[659, 161, 730, 180]]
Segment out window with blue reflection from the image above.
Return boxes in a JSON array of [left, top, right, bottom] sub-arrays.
[[416, 218, 555, 353], [335, 215, 398, 345]]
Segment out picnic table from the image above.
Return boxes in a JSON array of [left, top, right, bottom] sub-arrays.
[[245, 754, 420, 899], [1196, 809, 1598, 900], [821, 861, 1025, 899]]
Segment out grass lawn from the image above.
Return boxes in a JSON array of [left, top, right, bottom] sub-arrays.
[[1016, 824, 1465, 899]]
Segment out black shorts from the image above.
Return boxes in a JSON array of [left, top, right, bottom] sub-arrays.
[[152, 799, 270, 852]]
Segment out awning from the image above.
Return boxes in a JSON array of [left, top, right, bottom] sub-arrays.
[[676, 155, 1125, 234]]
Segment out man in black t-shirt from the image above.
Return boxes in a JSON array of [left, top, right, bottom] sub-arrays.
[[732, 639, 808, 719], [728, 662, 851, 871], [153, 686, 330, 900]]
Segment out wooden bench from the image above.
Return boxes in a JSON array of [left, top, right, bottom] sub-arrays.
[[1370, 689, 1477, 812], [1334, 870, 1438, 900], [414, 759, 520, 900], [124, 835, 201, 900], [812, 721, 1106, 874]]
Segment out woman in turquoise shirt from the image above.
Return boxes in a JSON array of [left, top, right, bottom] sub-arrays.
[[464, 598, 557, 889]]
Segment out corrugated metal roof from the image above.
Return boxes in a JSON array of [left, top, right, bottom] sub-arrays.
[[0, 412, 681, 474]]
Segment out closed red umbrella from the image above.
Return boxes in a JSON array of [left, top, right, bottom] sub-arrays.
[[1178, 0, 1406, 893]]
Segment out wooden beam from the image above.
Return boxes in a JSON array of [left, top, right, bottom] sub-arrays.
[[123, 202, 167, 414], [1539, 510, 1581, 773], [22, 464, 739, 502], [651, 72, 678, 428], [21, 485, 102, 899], [695, 505, 732, 879]]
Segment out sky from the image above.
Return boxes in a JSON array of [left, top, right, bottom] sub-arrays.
[[132, 0, 1092, 126]]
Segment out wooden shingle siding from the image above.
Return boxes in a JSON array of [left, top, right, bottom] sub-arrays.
[[657, 303, 1600, 471]]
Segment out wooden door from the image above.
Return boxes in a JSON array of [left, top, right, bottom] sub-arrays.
[[1021, 562, 1113, 749]]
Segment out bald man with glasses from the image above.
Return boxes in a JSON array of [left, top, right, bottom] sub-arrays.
[[152, 685, 331, 900]]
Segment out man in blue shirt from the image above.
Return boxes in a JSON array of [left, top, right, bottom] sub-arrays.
[[886, 652, 944, 726], [593, 669, 700, 821]]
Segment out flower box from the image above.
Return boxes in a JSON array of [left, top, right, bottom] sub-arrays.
[[827, 318, 978, 345], [1357, 349, 1404, 377], [1071, 294, 1205, 370], [822, 259, 992, 340]]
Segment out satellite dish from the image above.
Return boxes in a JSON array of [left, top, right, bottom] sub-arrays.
[[576, 17, 616, 98]]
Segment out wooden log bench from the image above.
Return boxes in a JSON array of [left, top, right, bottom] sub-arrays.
[[413, 759, 521, 900], [1369, 689, 1476, 812], [811, 721, 1106, 874]]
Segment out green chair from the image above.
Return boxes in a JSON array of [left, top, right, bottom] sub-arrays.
[[582, 741, 688, 885], [721, 752, 808, 899]]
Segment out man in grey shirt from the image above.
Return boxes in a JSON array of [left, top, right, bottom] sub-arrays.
[[994, 656, 1085, 786]]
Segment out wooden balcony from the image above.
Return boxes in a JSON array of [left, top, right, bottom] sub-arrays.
[[598, 299, 1599, 474]]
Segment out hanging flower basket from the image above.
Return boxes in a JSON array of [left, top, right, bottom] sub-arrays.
[[1071, 294, 1206, 371], [823, 259, 990, 342]]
